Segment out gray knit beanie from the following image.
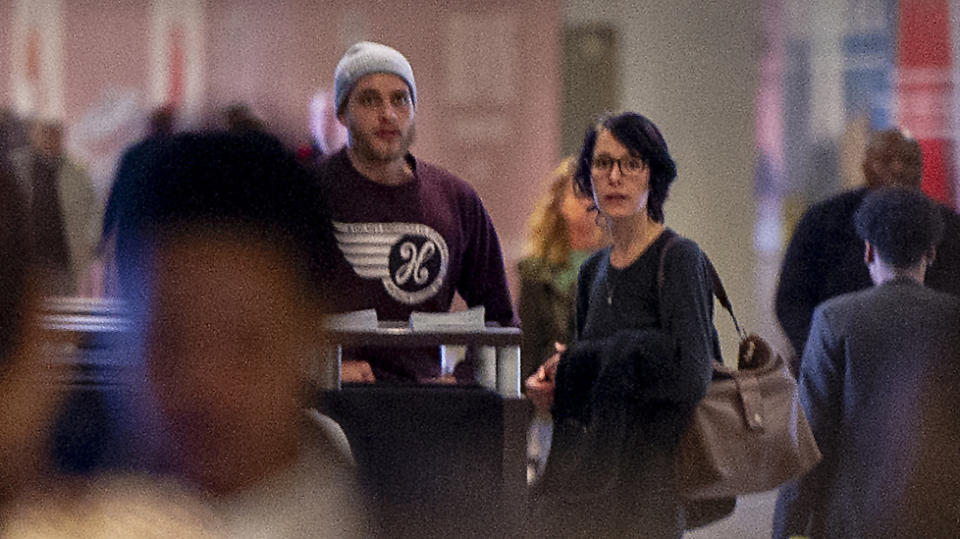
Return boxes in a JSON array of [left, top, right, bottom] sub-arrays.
[[334, 41, 417, 114]]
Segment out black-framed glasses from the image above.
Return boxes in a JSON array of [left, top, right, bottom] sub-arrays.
[[591, 155, 646, 176]]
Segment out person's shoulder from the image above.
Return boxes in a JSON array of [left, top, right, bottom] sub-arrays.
[[909, 281, 960, 310], [813, 187, 866, 211], [797, 188, 867, 226], [815, 288, 862, 316], [578, 248, 608, 278], [816, 281, 919, 318], [805, 290, 862, 340], [414, 157, 478, 197], [313, 149, 354, 195], [936, 202, 960, 228], [662, 230, 707, 267]]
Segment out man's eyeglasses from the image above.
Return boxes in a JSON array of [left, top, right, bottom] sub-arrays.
[[592, 156, 646, 176]]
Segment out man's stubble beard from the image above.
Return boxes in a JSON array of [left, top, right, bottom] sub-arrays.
[[350, 122, 417, 165]]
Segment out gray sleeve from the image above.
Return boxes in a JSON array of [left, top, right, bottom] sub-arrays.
[[773, 305, 844, 537]]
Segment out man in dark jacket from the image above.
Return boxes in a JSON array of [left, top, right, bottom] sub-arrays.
[[773, 187, 960, 538], [775, 129, 960, 367]]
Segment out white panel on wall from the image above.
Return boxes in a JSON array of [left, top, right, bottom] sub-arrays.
[[10, 0, 65, 119], [149, 0, 206, 122], [808, 0, 846, 142]]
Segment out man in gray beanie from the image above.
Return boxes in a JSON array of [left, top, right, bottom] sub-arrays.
[[316, 41, 516, 384]]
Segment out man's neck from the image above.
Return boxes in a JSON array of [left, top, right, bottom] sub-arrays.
[[872, 263, 926, 286], [346, 147, 413, 186]]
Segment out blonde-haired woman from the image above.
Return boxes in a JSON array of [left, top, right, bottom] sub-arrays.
[[519, 157, 605, 379], [518, 157, 605, 481]]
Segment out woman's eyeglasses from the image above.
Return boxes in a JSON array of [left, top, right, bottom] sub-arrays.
[[591, 156, 646, 176]]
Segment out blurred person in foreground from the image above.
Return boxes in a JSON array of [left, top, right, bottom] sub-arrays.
[[9, 118, 100, 296], [517, 156, 605, 481], [0, 136, 224, 537], [775, 128, 960, 368], [773, 187, 960, 538], [316, 41, 516, 384], [112, 131, 368, 537]]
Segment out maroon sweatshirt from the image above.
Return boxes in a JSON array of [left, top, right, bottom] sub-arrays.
[[316, 149, 516, 382]]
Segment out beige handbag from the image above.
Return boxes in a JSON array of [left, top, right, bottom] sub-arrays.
[[657, 235, 822, 500], [676, 334, 822, 499]]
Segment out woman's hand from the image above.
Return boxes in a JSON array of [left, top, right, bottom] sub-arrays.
[[525, 342, 566, 414]]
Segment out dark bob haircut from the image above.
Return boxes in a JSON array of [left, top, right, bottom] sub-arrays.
[[114, 131, 339, 304], [574, 112, 678, 223], [854, 186, 944, 269]]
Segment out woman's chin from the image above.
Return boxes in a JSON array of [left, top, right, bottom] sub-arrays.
[[602, 207, 645, 220]]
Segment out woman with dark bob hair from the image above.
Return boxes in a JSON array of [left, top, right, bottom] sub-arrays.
[[526, 112, 721, 537]]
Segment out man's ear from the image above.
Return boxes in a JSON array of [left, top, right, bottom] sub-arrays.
[[925, 246, 937, 266], [864, 241, 875, 265]]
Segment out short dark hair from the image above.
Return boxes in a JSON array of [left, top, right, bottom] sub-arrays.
[[854, 186, 944, 268], [115, 131, 339, 304], [574, 112, 677, 223], [0, 160, 30, 369]]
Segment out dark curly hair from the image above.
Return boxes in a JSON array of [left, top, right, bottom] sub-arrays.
[[114, 131, 340, 305], [854, 187, 944, 268], [573, 112, 677, 223]]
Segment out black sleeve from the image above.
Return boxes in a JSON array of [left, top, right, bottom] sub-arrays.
[[657, 239, 717, 404], [776, 208, 827, 362]]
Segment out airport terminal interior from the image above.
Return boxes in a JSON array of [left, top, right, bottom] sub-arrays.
[[1, 0, 959, 537]]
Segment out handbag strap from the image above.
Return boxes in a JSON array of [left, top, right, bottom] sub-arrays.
[[656, 231, 745, 340]]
